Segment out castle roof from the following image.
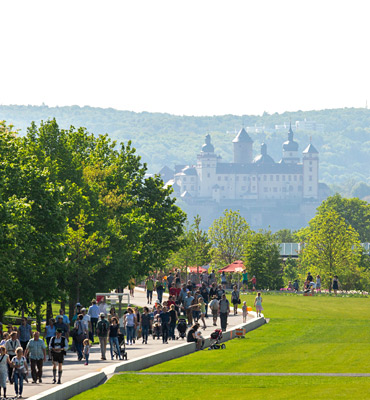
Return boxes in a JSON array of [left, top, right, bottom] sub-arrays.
[[252, 143, 275, 165], [232, 128, 253, 143], [201, 134, 214, 153], [302, 143, 319, 154], [282, 124, 299, 152]]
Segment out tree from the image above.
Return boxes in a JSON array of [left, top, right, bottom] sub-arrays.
[[298, 210, 363, 290], [244, 231, 283, 289], [273, 229, 297, 243], [208, 210, 251, 266], [317, 194, 370, 242]]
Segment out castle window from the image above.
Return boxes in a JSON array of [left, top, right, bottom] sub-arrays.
[[183, 185, 187, 190], [207, 173, 210, 178], [309, 161, 312, 165], [276, 175, 280, 181], [298, 186, 303, 191], [224, 176, 228, 181], [221, 186, 225, 190], [273, 187, 278, 192], [252, 176, 256, 181], [264, 187, 268, 192], [309, 167, 312, 172], [290, 152, 293, 156], [183, 177, 187, 182], [309, 186, 312, 191], [191, 185, 194, 190], [242, 186, 246, 191], [289, 185, 293, 192], [191, 177, 195, 182], [282, 175, 286, 181], [252, 186, 256, 191], [218, 176, 221, 181], [309, 176, 312, 181], [270, 175, 274, 181], [288, 175, 292, 181], [282, 187, 287, 192], [207, 164, 210, 167], [294, 175, 297, 181], [300, 175, 303, 181], [243, 176, 247, 181], [236, 176, 239, 181]]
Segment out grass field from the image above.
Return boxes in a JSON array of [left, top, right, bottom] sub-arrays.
[[72, 294, 370, 399]]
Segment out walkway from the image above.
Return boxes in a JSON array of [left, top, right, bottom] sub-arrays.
[[13, 288, 252, 399]]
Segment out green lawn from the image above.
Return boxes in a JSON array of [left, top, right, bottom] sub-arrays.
[[73, 374, 370, 400], [72, 295, 370, 399]]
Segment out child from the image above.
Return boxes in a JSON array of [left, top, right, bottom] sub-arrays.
[[242, 301, 248, 323], [12, 346, 28, 398], [0, 345, 11, 399], [254, 292, 264, 317], [83, 338, 91, 366]]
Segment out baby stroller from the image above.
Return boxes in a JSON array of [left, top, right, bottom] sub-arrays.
[[113, 333, 128, 360], [152, 314, 162, 340], [177, 318, 187, 339], [208, 329, 226, 350]]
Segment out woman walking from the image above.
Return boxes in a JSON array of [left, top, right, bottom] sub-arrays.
[[44, 318, 56, 361], [332, 276, 340, 295], [0, 345, 11, 399], [140, 307, 151, 344], [124, 308, 137, 345], [108, 317, 122, 360], [254, 292, 264, 317], [12, 347, 28, 398], [231, 285, 240, 315]]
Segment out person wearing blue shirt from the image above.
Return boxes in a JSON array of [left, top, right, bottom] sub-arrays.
[[88, 300, 100, 342], [25, 331, 46, 384]]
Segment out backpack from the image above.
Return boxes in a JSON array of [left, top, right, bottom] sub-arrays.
[[99, 320, 108, 336]]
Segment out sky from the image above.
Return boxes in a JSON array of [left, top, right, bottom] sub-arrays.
[[1, 0, 370, 116]]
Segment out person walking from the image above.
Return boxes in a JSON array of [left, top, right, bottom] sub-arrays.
[[25, 331, 46, 384], [145, 276, 155, 304], [198, 297, 207, 330], [155, 279, 165, 304], [88, 300, 100, 343], [49, 328, 68, 384], [81, 308, 92, 343], [11, 347, 28, 398], [221, 271, 227, 289], [219, 294, 230, 332], [96, 312, 109, 360], [140, 307, 151, 344], [124, 308, 137, 345], [74, 314, 87, 362], [251, 275, 257, 291], [332, 276, 340, 295], [18, 318, 32, 353], [0, 345, 11, 399], [242, 301, 248, 323], [316, 275, 321, 293], [82, 338, 91, 365], [168, 304, 178, 340], [159, 306, 170, 344], [108, 317, 122, 360], [242, 270, 248, 291], [231, 285, 240, 315], [43, 318, 56, 361], [254, 292, 264, 317], [184, 291, 194, 326], [5, 331, 20, 384], [199, 283, 209, 318], [209, 295, 219, 326]]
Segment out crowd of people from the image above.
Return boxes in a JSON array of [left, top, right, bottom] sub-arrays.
[[0, 269, 264, 397], [287, 273, 341, 295]]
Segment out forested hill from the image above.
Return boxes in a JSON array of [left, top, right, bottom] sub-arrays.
[[1, 105, 370, 193]]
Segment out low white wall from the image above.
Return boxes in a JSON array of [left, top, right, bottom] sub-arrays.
[[29, 316, 265, 400]]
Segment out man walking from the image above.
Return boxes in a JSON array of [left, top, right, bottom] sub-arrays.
[[18, 318, 32, 352], [184, 291, 194, 326], [145, 276, 154, 304], [88, 299, 100, 342], [96, 313, 109, 360], [25, 331, 46, 383], [219, 294, 230, 332]]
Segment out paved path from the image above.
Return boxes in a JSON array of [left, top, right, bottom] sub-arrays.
[[13, 288, 252, 399], [137, 372, 370, 377]]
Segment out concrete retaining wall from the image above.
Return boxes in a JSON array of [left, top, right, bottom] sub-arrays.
[[29, 317, 265, 400]]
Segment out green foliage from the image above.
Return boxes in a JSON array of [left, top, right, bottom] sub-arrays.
[[244, 231, 283, 289], [298, 209, 364, 289], [0, 119, 186, 318], [317, 193, 370, 242], [208, 209, 251, 266]]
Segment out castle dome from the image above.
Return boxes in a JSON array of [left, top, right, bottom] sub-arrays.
[[282, 123, 299, 151], [252, 143, 275, 164], [201, 134, 214, 153]]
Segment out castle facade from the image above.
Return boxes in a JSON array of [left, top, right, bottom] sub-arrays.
[[171, 125, 319, 203]]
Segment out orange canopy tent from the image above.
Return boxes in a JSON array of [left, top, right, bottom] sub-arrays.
[[218, 260, 246, 273]]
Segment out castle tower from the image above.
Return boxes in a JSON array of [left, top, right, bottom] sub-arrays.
[[232, 128, 253, 163], [196, 134, 218, 198], [302, 142, 319, 199], [282, 123, 299, 164]]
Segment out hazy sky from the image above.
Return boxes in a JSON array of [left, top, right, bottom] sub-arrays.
[[1, 0, 369, 116]]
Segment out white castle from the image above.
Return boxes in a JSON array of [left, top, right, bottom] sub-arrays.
[[170, 125, 319, 203]]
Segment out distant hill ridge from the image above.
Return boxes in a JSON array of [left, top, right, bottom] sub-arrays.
[[1, 105, 370, 189]]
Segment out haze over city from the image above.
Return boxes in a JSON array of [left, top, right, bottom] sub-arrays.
[[1, 0, 370, 116]]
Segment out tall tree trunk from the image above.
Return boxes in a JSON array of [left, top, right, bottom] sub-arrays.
[[46, 301, 53, 323], [69, 298, 75, 325], [35, 303, 42, 332]]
